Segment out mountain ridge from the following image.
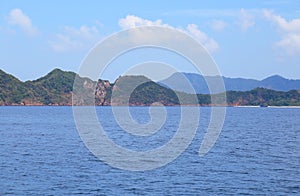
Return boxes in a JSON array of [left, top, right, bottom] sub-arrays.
[[160, 72, 300, 94], [0, 68, 300, 106]]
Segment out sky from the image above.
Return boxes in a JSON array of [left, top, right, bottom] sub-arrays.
[[0, 0, 300, 81]]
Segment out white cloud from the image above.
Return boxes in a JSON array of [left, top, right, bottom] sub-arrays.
[[118, 15, 219, 53], [264, 10, 300, 33], [119, 15, 166, 29], [264, 10, 300, 56], [210, 20, 227, 31], [186, 24, 219, 52], [49, 25, 101, 52], [276, 34, 300, 56], [238, 9, 255, 31], [7, 8, 38, 36]]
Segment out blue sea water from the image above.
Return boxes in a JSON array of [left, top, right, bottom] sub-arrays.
[[0, 106, 299, 195]]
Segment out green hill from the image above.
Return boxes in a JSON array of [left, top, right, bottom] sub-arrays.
[[226, 88, 300, 106], [0, 69, 77, 105], [0, 69, 28, 105], [0, 68, 299, 106]]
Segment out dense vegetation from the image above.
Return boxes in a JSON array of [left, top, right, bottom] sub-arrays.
[[25, 69, 76, 105], [0, 69, 28, 104], [0, 69, 75, 105], [129, 81, 180, 105], [226, 88, 300, 106], [0, 69, 299, 106]]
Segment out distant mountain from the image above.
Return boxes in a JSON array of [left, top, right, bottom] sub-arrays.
[[260, 75, 300, 91], [0, 69, 299, 106], [159, 72, 300, 94]]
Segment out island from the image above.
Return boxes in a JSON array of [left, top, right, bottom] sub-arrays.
[[1, 68, 300, 106]]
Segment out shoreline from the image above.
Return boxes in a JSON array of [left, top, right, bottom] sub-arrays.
[[1, 105, 300, 108]]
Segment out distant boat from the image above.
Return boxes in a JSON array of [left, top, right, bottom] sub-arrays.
[[260, 104, 268, 107]]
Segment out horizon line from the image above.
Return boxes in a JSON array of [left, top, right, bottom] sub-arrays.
[[1, 67, 300, 82]]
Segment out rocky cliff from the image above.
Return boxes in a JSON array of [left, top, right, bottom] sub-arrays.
[[1, 68, 300, 106]]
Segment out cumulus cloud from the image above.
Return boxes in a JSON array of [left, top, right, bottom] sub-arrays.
[[263, 10, 300, 33], [119, 15, 166, 29], [49, 25, 101, 52], [276, 34, 300, 56], [118, 15, 219, 53], [264, 10, 300, 56], [185, 24, 219, 52], [238, 9, 255, 31], [7, 8, 38, 36]]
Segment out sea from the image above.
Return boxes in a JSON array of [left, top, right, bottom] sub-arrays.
[[0, 106, 299, 195]]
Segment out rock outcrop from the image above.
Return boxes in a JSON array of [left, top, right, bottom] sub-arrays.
[[1, 68, 300, 106]]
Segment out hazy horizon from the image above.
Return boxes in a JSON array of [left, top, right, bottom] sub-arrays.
[[1, 67, 300, 83]]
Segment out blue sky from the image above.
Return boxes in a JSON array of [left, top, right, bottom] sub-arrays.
[[0, 0, 300, 81]]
